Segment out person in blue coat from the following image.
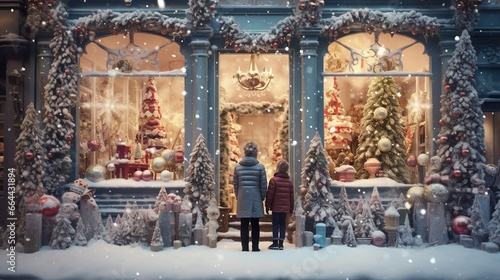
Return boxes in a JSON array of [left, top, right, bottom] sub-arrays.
[[233, 142, 267, 252]]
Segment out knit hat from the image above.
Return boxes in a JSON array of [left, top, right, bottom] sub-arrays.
[[70, 179, 88, 195], [276, 160, 289, 173], [243, 142, 258, 158]]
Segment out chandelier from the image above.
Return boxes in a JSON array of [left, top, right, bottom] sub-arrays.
[[233, 53, 274, 91]]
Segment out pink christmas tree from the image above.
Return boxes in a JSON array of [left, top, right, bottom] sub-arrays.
[[138, 77, 166, 148]]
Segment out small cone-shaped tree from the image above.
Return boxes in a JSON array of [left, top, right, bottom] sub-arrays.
[[184, 134, 216, 225], [335, 186, 353, 222], [153, 187, 168, 214], [73, 218, 88, 246], [138, 77, 166, 147], [150, 220, 164, 249], [354, 200, 376, 238], [369, 186, 386, 232], [299, 132, 336, 227], [489, 199, 500, 246], [469, 195, 488, 237], [437, 29, 486, 216], [354, 76, 410, 183], [344, 222, 358, 247], [50, 217, 75, 250]]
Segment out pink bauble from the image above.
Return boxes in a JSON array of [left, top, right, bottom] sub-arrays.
[[371, 230, 386, 247], [39, 195, 61, 217], [87, 139, 100, 152], [142, 170, 153, 181], [406, 155, 417, 167], [451, 215, 471, 235], [132, 171, 143, 181]]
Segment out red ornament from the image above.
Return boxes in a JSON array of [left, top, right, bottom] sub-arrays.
[[461, 149, 470, 156], [272, 42, 279, 50], [142, 170, 153, 181], [406, 155, 418, 167], [451, 112, 460, 118], [439, 119, 445, 126], [135, 19, 141, 25], [132, 171, 143, 181], [65, 69, 70, 75], [175, 150, 184, 163], [25, 152, 34, 160], [439, 136, 448, 144], [47, 152, 53, 158], [445, 157, 452, 164], [451, 215, 471, 235], [87, 139, 100, 152], [455, 136, 461, 142], [39, 195, 60, 217], [234, 44, 240, 52], [209, 4, 216, 11], [299, 3, 306, 10], [460, 91, 466, 97], [453, 169, 462, 177], [444, 85, 450, 92]]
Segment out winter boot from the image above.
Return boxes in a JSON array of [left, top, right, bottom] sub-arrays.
[[268, 240, 279, 250], [241, 243, 249, 252], [278, 240, 284, 250]]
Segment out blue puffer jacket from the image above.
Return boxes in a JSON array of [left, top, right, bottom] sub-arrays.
[[233, 156, 267, 218]]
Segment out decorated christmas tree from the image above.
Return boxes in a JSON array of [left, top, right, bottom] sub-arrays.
[[138, 77, 167, 148], [335, 186, 353, 223], [299, 132, 336, 227], [50, 217, 75, 250], [324, 78, 352, 152], [183, 134, 216, 225], [41, 3, 79, 197], [437, 29, 486, 216], [353, 76, 410, 183]]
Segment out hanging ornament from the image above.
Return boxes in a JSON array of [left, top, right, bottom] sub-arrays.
[[234, 44, 240, 52], [439, 119, 445, 126], [25, 152, 34, 160], [87, 139, 100, 152], [300, 187, 307, 195], [373, 107, 388, 120], [461, 149, 470, 156], [406, 184, 425, 205], [161, 149, 176, 167], [406, 155, 417, 167], [460, 91, 466, 97], [377, 137, 392, 152], [85, 164, 107, 182], [444, 84, 450, 92], [451, 215, 471, 235], [175, 150, 184, 164], [417, 153, 430, 166], [39, 195, 61, 217], [47, 152, 53, 158], [272, 42, 279, 50], [445, 157, 452, 164], [453, 169, 462, 177], [439, 136, 448, 144]]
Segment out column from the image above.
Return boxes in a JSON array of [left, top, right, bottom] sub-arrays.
[[298, 28, 322, 151]]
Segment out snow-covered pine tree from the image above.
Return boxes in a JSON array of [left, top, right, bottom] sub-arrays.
[[369, 186, 386, 232], [354, 200, 376, 238], [468, 194, 488, 238], [353, 195, 364, 219], [150, 220, 163, 249], [398, 213, 415, 247], [299, 132, 336, 227], [14, 103, 48, 240], [335, 186, 353, 222], [489, 199, 500, 246], [353, 76, 410, 183], [50, 217, 75, 250], [73, 218, 87, 246], [102, 215, 114, 244], [153, 187, 168, 214], [344, 222, 358, 247], [131, 208, 148, 245], [183, 134, 216, 225], [437, 29, 486, 217], [41, 3, 79, 197]]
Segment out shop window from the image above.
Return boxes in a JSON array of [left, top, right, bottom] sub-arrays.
[[78, 33, 185, 178], [218, 53, 290, 189], [323, 32, 431, 184]]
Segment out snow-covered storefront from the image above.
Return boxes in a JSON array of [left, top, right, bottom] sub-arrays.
[[2, 0, 500, 264]]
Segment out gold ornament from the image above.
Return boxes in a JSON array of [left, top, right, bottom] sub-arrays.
[[152, 157, 167, 173], [406, 184, 425, 205], [424, 183, 450, 203], [161, 149, 176, 167]]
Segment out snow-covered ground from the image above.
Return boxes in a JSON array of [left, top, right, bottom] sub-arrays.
[[1, 239, 499, 280]]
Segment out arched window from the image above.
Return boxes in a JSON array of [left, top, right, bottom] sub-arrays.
[[323, 32, 431, 183], [78, 32, 185, 178]]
